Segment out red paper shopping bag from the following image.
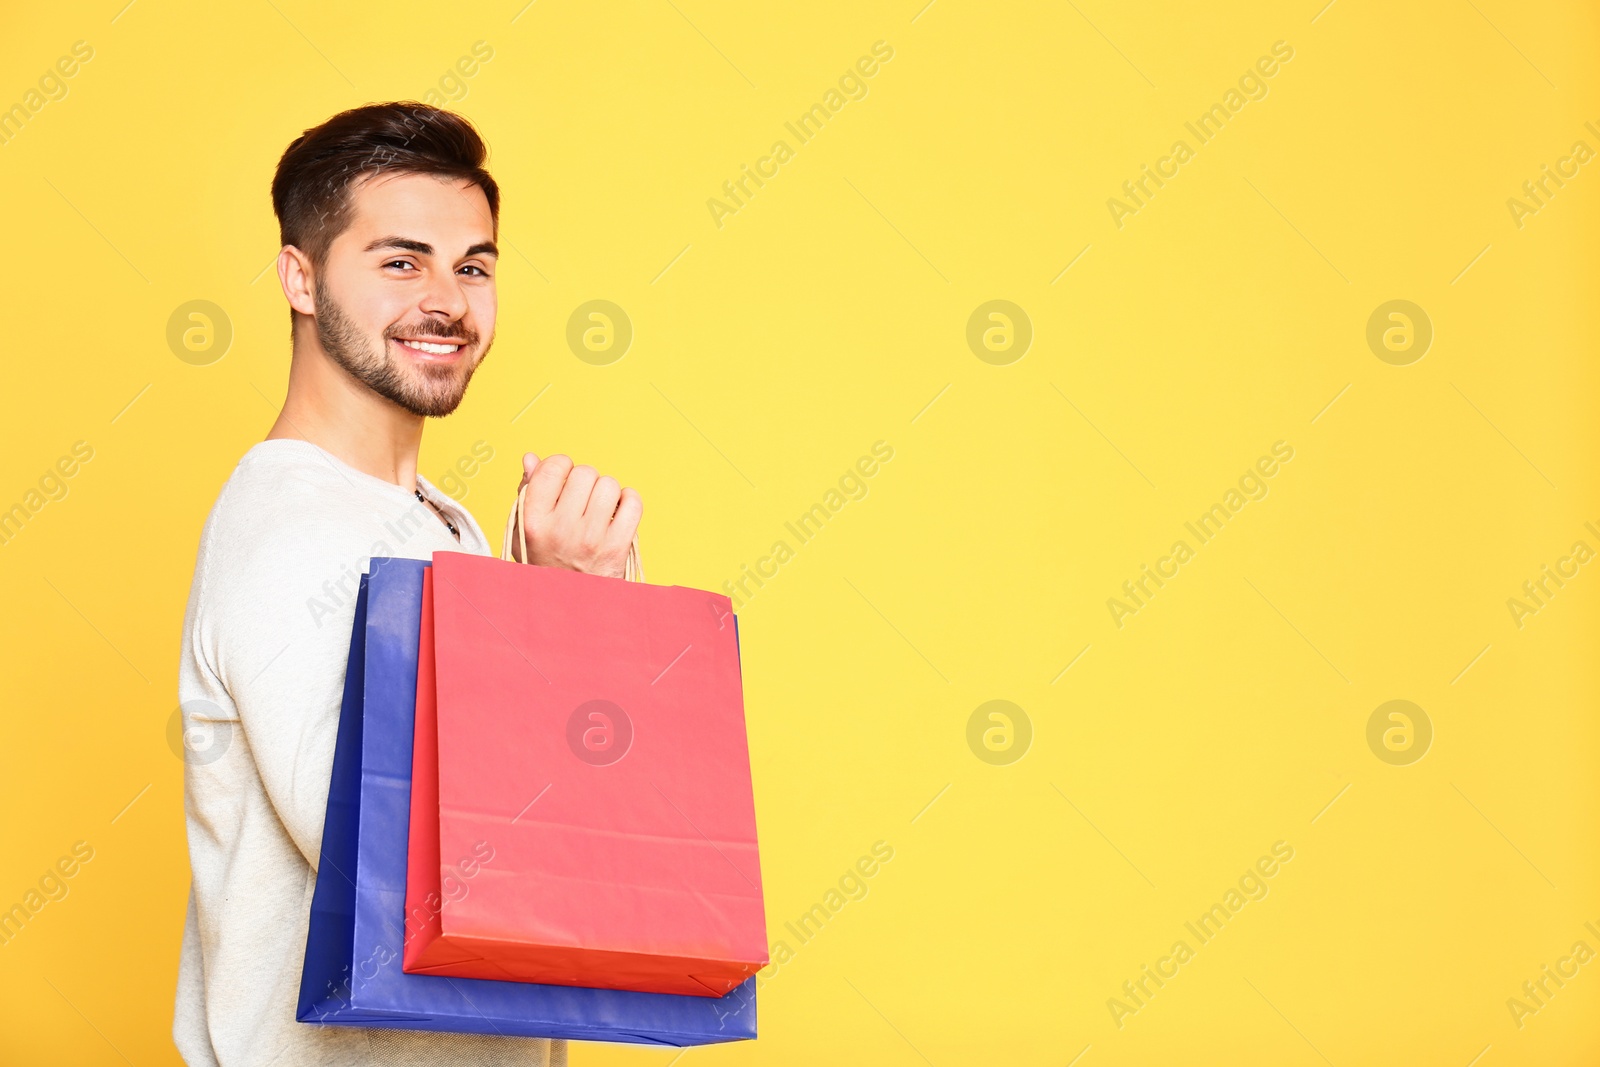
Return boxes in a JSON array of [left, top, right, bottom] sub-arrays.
[[403, 550, 767, 997]]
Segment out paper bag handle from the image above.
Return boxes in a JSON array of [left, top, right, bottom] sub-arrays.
[[500, 480, 644, 583]]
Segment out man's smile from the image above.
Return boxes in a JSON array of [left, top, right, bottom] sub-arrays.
[[392, 336, 467, 361]]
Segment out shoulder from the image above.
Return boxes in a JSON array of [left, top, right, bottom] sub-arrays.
[[201, 444, 381, 572], [189, 444, 396, 638], [178, 447, 379, 693]]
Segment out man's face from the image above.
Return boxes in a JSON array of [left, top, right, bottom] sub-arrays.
[[311, 171, 498, 417]]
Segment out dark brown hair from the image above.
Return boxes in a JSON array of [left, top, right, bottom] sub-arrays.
[[271, 101, 499, 273]]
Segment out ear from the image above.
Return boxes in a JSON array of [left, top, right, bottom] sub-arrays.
[[278, 246, 317, 316]]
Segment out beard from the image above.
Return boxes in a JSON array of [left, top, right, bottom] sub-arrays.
[[312, 277, 491, 418]]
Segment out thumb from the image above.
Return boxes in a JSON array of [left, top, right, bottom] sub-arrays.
[[519, 452, 539, 486]]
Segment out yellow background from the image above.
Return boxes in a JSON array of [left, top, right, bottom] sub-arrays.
[[2, 0, 1597, 1063]]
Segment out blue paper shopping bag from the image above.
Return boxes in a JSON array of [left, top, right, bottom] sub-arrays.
[[296, 557, 759, 1043]]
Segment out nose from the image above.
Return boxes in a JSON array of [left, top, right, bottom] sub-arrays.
[[418, 267, 469, 326]]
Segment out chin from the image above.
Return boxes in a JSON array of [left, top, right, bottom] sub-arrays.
[[408, 368, 473, 417]]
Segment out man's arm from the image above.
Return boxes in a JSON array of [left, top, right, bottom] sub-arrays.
[[188, 525, 373, 871]]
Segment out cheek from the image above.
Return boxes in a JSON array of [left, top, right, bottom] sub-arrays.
[[471, 290, 497, 342], [327, 271, 405, 340]]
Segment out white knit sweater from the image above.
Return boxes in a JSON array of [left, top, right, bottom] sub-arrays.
[[173, 439, 564, 1067]]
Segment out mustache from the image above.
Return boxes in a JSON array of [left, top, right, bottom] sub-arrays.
[[387, 320, 476, 344]]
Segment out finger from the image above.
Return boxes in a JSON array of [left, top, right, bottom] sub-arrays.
[[526, 454, 572, 515], [600, 488, 643, 556], [584, 475, 621, 540], [518, 452, 539, 488], [556, 464, 598, 524]]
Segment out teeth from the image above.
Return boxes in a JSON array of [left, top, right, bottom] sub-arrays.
[[401, 339, 462, 354]]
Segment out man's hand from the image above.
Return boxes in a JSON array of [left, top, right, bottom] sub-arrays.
[[509, 453, 642, 579]]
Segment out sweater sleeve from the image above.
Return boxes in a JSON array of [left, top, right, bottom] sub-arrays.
[[192, 507, 377, 871]]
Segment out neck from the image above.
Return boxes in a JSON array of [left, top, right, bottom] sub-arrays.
[[266, 330, 425, 491]]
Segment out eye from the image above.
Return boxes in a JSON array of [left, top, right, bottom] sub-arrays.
[[459, 264, 490, 277], [385, 259, 417, 272]]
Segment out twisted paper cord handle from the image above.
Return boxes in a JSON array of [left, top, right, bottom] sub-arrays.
[[500, 480, 643, 583]]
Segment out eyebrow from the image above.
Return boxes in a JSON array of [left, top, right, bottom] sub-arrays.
[[364, 235, 499, 259]]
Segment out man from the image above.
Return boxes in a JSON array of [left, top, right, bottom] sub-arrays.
[[173, 101, 640, 1065]]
